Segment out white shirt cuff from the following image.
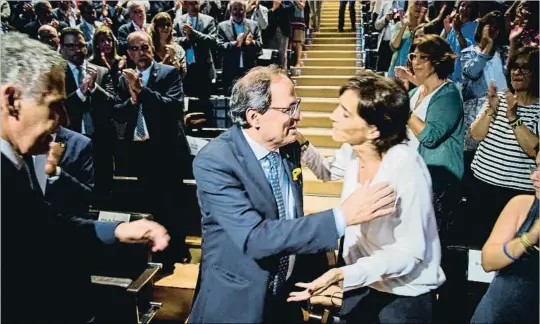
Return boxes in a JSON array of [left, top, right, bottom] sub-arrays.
[[333, 207, 347, 237], [47, 166, 61, 183], [76, 88, 87, 102]]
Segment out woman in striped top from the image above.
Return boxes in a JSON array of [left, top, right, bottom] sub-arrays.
[[469, 46, 539, 244]]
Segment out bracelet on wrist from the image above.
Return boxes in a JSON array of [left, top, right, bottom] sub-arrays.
[[503, 241, 519, 261], [300, 140, 310, 151]]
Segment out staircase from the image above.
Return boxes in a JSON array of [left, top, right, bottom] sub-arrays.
[[294, 0, 361, 214]]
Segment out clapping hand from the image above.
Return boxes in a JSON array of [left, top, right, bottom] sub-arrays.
[[486, 81, 499, 114], [245, 33, 254, 46], [236, 32, 245, 47], [503, 88, 518, 120], [122, 69, 143, 101]]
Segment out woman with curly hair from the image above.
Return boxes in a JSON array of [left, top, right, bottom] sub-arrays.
[[406, 34, 464, 244]]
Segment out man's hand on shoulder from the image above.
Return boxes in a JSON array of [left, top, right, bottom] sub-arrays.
[[342, 182, 396, 226]]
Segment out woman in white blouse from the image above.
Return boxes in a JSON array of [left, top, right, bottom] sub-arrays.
[[288, 71, 445, 323]]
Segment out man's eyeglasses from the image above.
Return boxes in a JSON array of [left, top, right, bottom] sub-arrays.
[[128, 44, 151, 52], [530, 164, 539, 175], [63, 43, 86, 50], [269, 98, 301, 117], [408, 53, 430, 63], [510, 63, 532, 75]]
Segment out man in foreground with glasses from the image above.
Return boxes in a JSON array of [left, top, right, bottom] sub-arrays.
[[189, 65, 397, 323]]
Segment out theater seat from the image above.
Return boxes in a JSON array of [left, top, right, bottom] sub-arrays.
[[88, 210, 165, 323]]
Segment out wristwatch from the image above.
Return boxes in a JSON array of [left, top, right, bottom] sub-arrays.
[[300, 140, 310, 152]]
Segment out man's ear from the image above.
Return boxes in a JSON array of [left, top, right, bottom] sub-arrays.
[[246, 108, 261, 129], [0, 84, 22, 118]]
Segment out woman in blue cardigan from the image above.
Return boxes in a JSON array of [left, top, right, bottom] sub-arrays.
[[406, 34, 464, 245]]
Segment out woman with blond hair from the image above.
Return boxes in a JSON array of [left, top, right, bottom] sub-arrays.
[[149, 12, 187, 77]]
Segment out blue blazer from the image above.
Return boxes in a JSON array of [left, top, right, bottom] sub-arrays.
[[189, 125, 339, 323], [45, 126, 94, 214]]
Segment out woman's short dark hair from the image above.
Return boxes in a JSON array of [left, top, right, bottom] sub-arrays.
[[507, 46, 539, 98], [339, 70, 410, 155], [410, 34, 456, 80], [474, 11, 505, 45]]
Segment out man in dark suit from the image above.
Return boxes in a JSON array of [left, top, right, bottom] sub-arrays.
[[0, 32, 170, 323], [31, 126, 94, 215], [217, 0, 263, 95], [174, 0, 217, 120], [114, 31, 192, 268], [24, 0, 68, 39], [189, 65, 397, 323], [60, 27, 116, 207], [117, 1, 150, 55], [51, 0, 79, 27]]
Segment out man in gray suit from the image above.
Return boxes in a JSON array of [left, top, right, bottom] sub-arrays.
[[174, 0, 217, 121], [190, 65, 396, 323], [217, 0, 263, 95]]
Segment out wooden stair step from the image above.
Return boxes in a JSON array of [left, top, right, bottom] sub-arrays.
[[308, 44, 357, 50], [299, 111, 332, 128], [299, 97, 340, 112], [304, 195, 342, 215], [314, 32, 357, 38], [300, 66, 358, 76], [296, 85, 341, 98], [302, 57, 356, 67], [312, 37, 357, 45], [299, 127, 339, 148], [302, 167, 343, 196], [293, 75, 351, 87], [306, 50, 359, 59]]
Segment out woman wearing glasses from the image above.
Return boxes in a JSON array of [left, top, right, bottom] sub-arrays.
[[406, 34, 464, 246], [290, 71, 445, 323], [469, 46, 539, 244], [470, 152, 539, 324]]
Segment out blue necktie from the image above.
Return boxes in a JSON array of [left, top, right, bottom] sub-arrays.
[[135, 73, 147, 139], [186, 17, 196, 65], [265, 152, 289, 295]]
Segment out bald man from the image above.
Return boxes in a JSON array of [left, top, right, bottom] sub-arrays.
[[38, 24, 60, 50]]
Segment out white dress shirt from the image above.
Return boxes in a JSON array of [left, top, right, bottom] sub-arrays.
[[132, 62, 152, 141], [302, 143, 446, 296], [32, 133, 59, 195]]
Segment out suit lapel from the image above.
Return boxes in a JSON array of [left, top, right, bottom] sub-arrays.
[[280, 147, 303, 218], [146, 62, 159, 89], [231, 126, 278, 220], [230, 21, 237, 39], [65, 66, 77, 94]]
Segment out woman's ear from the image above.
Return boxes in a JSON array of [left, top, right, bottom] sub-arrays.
[[367, 126, 380, 141]]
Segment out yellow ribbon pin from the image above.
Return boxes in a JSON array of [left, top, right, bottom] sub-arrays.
[[292, 168, 302, 181]]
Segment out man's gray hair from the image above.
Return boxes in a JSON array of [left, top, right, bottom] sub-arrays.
[[0, 32, 66, 99], [127, 0, 150, 13], [229, 65, 286, 127]]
